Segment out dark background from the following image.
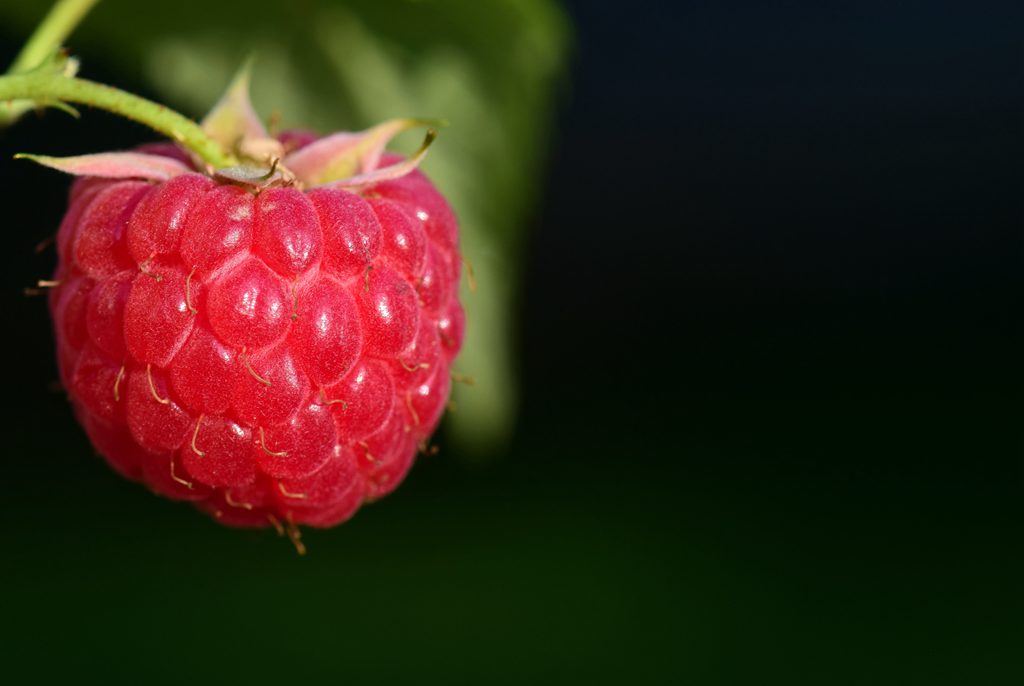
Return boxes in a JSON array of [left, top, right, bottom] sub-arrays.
[[1, 0, 1021, 682]]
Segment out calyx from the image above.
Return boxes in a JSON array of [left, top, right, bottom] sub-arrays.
[[17, 62, 439, 190]]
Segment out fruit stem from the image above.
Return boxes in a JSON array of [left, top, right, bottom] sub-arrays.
[[8, 0, 100, 74], [0, 72, 238, 168], [0, 0, 101, 125]]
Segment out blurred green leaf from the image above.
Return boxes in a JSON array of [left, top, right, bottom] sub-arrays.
[[0, 0, 570, 453]]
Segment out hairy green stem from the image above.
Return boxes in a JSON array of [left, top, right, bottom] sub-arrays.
[[9, 0, 100, 74], [0, 73, 238, 168], [0, 0, 101, 124]]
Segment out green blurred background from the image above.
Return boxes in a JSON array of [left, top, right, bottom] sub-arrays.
[[1, 1, 1022, 683]]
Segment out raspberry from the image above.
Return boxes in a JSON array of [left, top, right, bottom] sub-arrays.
[[48, 140, 464, 533]]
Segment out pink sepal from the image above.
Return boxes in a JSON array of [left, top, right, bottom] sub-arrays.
[[15, 151, 191, 180]]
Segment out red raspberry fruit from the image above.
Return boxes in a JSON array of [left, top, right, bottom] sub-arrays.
[[48, 140, 465, 533]]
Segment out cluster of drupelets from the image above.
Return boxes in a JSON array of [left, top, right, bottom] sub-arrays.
[[6, 0, 470, 553], [46, 143, 466, 550]]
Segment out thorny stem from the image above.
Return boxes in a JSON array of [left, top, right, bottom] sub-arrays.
[[0, 0, 101, 125], [0, 73, 238, 168]]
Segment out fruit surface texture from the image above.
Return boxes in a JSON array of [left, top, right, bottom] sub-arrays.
[[50, 144, 464, 529]]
